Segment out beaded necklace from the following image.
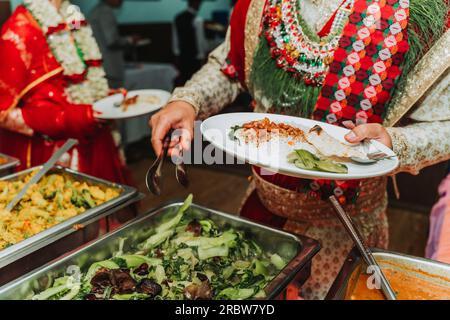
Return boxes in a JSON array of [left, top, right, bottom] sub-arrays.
[[24, 0, 109, 105], [264, 0, 354, 85]]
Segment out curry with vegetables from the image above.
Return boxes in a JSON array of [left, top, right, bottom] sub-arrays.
[[0, 172, 120, 250]]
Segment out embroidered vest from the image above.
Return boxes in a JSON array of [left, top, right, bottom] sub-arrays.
[[223, 0, 410, 204]]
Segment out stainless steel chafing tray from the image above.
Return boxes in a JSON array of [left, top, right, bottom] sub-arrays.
[[326, 247, 450, 300], [0, 165, 140, 284], [0, 153, 20, 177], [0, 202, 321, 300]]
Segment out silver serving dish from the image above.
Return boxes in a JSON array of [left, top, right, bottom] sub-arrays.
[[0, 202, 321, 300], [326, 247, 450, 300], [0, 153, 20, 177], [0, 166, 140, 285]]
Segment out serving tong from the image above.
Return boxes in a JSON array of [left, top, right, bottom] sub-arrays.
[[329, 196, 397, 300], [145, 130, 189, 195], [4, 139, 78, 212]]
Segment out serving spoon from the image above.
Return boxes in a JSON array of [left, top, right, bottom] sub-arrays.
[[5, 139, 78, 212], [329, 195, 397, 300]]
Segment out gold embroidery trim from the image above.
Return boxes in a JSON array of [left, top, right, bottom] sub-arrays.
[[409, 70, 450, 122], [244, 0, 266, 89], [384, 30, 450, 127]]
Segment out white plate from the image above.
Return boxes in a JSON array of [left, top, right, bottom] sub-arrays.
[[201, 113, 399, 180], [93, 89, 170, 120]]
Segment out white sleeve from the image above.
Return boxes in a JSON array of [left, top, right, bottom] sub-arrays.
[[387, 120, 450, 175], [168, 29, 244, 118]]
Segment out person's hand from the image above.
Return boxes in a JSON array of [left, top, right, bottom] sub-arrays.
[[149, 101, 196, 157], [343, 121, 393, 149]]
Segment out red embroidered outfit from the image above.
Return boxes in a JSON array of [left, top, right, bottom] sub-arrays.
[[0, 5, 129, 184]]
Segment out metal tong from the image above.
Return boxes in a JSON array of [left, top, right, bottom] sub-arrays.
[[329, 195, 397, 300], [146, 130, 189, 195]]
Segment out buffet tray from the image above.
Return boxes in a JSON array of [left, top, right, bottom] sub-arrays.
[[0, 166, 140, 273], [0, 153, 20, 177], [0, 202, 321, 300], [326, 247, 450, 300]]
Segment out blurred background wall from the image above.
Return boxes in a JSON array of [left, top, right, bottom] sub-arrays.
[[7, 0, 232, 63], [9, 0, 231, 23]]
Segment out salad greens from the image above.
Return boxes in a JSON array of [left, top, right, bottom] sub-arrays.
[[31, 195, 286, 300]]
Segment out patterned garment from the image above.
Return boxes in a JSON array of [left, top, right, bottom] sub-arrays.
[[388, 122, 450, 175], [170, 30, 243, 119], [0, 5, 131, 185], [314, 0, 410, 125], [242, 169, 389, 299], [169, 22, 450, 177], [285, 206, 388, 299]]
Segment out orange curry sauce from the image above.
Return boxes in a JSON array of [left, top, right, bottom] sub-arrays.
[[349, 267, 450, 300]]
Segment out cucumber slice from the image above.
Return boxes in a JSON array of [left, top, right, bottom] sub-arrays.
[[289, 149, 348, 174], [287, 152, 298, 163], [295, 157, 316, 170], [294, 159, 308, 170], [315, 160, 348, 174], [292, 150, 318, 170], [295, 149, 320, 161]]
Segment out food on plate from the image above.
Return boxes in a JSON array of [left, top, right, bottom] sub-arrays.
[[0, 172, 120, 250], [231, 117, 305, 145], [31, 195, 287, 300], [120, 94, 161, 112], [230, 118, 370, 174], [120, 95, 139, 112], [349, 268, 450, 300], [241, 118, 305, 138], [287, 149, 348, 174], [232, 118, 366, 161], [305, 125, 367, 161]]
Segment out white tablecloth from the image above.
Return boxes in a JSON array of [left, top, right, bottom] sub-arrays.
[[120, 63, 178, 145]]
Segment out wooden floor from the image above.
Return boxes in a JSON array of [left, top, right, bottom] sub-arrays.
[[131, 160, 250, 214], [130, 157, 430, 258]]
